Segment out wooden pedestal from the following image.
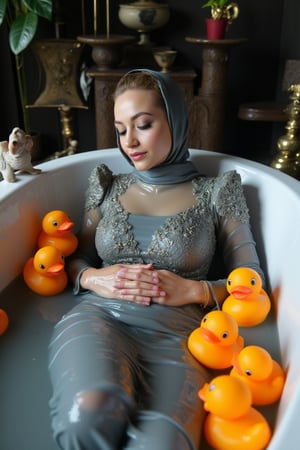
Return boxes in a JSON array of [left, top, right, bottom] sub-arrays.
[[186, 37, 247, 151]]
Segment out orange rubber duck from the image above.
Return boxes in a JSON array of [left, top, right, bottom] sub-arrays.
[[0, 309, 9, 335], [187, 310, 244, 369], [23, 246, 68, 296], [199, 374, 272, 450], [38, 210, 78, 257], [223, 267, 271, 327], [230, 345, 285, 405]]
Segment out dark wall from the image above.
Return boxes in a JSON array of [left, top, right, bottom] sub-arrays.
[[0, 0, 298, 162]]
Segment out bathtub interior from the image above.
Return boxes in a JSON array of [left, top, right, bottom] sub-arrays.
[[0, 148, 300, 450]]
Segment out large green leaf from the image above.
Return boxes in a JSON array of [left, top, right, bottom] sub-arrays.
[[0, 0, 7, 26], [9, 12, 38, 54], [23, 0, 52, 21]]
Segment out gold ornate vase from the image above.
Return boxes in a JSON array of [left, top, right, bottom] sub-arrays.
[[31, 39, 85, 108], [29, 39, 87, 157]]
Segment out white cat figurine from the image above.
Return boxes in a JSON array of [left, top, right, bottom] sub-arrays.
[[0, 127, 41, 182]]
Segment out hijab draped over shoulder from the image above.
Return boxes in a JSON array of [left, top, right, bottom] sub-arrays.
[[116, 69, 199, 185]]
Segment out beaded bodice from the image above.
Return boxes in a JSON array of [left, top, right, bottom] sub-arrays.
[[85, 165, 250, 281]]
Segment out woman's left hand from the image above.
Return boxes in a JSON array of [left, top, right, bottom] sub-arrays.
[[151, 269, 202, 307]]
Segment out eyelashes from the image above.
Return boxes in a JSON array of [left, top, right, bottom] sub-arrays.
[[115, 121, 153, 136], [138, 122, 153, 130]]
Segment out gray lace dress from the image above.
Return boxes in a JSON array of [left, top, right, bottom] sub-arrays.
[[48, 165, 262, 450]]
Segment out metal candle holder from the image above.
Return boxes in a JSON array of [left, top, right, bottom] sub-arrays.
[[271, 84, 300, 180]]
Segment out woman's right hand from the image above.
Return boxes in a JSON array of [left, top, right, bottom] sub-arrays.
[[80, 263, 165, 305]]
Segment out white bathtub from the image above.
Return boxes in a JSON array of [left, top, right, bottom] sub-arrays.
[[0, 149, 299, 450]]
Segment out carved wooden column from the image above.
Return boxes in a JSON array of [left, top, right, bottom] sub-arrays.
[[186, 37, 247, 151]]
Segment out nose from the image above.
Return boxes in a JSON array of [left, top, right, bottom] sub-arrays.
[[125, 129, 139, 148]]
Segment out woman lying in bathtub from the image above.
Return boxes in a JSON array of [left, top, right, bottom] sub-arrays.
[[48, 69, 264, 450]]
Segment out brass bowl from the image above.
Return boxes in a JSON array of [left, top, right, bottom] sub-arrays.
[[153, 49, 177, 73]]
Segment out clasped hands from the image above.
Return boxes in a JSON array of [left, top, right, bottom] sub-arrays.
[[80, 263, 201, 307]]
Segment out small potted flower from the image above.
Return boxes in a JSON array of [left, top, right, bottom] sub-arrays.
[[202, 0, 239, 40]]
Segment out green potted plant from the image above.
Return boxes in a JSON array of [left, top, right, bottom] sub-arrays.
[[0, 0, 53, 132], [202, 0, 239, 40]]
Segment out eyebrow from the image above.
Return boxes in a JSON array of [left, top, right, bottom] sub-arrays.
[[114, 112, 153, 125]]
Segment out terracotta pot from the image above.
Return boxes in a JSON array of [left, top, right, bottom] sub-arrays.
[[206, 18, 227, 40]]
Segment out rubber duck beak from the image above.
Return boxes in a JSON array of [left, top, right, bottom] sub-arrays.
[[198, 382, 209, 402], [47, 263, 65, 276], [232, 352, 244, 375], [199, 327, 221, 343], [231, 285, 253, 299], [58, 221, 74, 233]]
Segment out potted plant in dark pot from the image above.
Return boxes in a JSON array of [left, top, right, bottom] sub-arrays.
[[0, 0, 53, 138], [202, 0, 239, 40]]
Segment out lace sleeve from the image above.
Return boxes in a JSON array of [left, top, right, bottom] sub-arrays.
[[212, 170, 250, 223], [85, 164, 114, 211], [213, 171, 265, 286]]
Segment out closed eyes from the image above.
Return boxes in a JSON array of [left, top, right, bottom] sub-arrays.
[[115, 121, 153, 136]]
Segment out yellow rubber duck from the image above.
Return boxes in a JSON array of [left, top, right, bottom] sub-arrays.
[[199, 374, 272, 450], [187, 310, 244, 369], [38, 210, 78, 257], [223, 267, 271, 327], [23, 246, 68, 296], [230, 345, 285, 405]]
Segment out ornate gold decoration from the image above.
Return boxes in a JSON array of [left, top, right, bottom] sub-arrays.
[[28, 39, 87, 158], [51, 106, 78, 159], [32, 39, 85, 108], [270, 84, 300, 180], [210, 3, 239, 24]]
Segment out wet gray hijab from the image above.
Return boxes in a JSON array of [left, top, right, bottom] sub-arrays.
[[116, 69, 199, 185]]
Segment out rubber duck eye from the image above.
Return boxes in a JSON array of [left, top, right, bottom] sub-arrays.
[[202, 316, 208, 323], [227, 279, 232, 286], [61, 255, 65, 262], [250, 278, 256, 286], [39, 264, 45, 270], [209, 383, 215, 391], [245, 369, 252, 376], [222, 331, 229, 338], [52, 220, 59, 227]]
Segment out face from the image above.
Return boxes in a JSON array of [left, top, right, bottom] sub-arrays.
[[114, 89, 172, 171]]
